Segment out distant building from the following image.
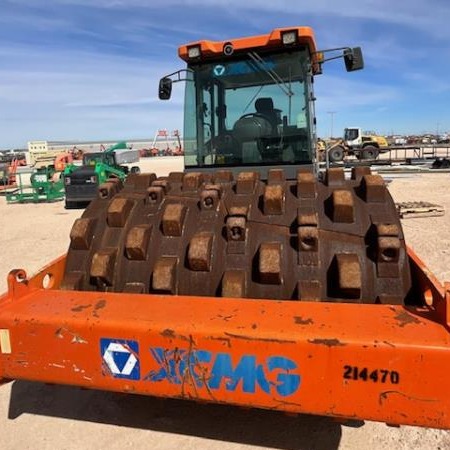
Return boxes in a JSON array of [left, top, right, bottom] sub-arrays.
[[28, 141, 49, 152]]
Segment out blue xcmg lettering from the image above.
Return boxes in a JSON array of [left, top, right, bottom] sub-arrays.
[[146, 347, 301, 397]]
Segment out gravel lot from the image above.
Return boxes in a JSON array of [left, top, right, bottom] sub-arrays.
[[0, 157, 449, 450]]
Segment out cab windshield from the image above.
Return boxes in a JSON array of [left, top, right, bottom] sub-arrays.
[[183, 49, 313, 168]]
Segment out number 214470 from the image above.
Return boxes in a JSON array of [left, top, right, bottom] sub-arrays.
[[343, 365, 400, 384]]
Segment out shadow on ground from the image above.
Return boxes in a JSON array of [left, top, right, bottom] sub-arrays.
[[8, 380, 343, 450]]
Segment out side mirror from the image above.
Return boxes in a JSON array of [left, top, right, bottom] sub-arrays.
[[344, 47, 364, 71], [158, 77, 172, 100]]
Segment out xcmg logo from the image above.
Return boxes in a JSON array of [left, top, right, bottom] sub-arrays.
[[101, 339, 301, 397], [147, 347, 301, 397]]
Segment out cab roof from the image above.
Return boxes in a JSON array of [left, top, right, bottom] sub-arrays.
[[178, 27, 321, 73]]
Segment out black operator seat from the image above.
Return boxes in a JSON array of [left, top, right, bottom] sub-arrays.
[[254, 97, 282, 133]]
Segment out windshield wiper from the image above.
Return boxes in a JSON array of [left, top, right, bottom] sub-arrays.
[[248, 51, 293, 98]]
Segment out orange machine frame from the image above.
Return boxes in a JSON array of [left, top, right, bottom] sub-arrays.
[[1, 248, 450, 429]]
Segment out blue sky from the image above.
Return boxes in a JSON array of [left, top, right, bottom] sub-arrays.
[[1, 0, 450, 148]]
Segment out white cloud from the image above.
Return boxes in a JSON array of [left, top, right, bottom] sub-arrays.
[[314, 73, 401, 118], [2, 0, 450, 146], [0, 44, 184, 147], [15, 0, 450, 38]]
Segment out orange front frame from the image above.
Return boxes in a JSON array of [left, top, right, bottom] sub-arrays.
[[0, 249, 450, 429]]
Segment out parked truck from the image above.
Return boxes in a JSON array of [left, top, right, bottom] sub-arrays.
[[63, 141, 140, 208]]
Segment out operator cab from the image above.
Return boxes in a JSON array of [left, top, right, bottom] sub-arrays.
[[184, 50, 312, 170], [159, 28, 363, 176], [83, 152, 116, 167], [344, 127, 362, 146]]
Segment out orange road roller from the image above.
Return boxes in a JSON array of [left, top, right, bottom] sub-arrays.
[[1, 27, 450, 429]]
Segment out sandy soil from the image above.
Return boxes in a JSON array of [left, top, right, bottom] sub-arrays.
[[0, 158, 449, 450]]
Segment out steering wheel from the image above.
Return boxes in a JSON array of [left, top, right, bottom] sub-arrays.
[[233, 112, 275, 138], [237, 112, 273, 126]]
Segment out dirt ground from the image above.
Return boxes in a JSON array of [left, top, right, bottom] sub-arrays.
[[0, 157, 449, 450]]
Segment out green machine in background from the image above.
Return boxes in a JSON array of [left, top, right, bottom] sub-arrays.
[[63, 141, 140, 208], [6, 166, 65, 203]]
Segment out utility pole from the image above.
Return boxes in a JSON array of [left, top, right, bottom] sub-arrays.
[[327, 111, 336, 139]]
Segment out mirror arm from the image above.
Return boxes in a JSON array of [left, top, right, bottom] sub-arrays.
[[317, 54, 347, 64], [162, 68, 195, 84], [312, 47, 351, 64], [314, 46, 350, 55], [313, 46, 363, 71]]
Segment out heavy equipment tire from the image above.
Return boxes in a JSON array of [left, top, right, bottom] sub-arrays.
[[441, 158, 450, 168], [328, 146, 345, 162], [65, 200, 79, 209], [361, 146, 379, 160], [432, 159, 443, 169], [61, 168, 412, 305], [433, 158, 450, 169]]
